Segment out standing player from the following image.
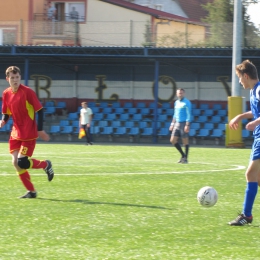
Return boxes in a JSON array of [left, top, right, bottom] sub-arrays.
[[169, 88, 192, 163], [0, 66, 54, 198], [229, 60, 260, 226], [79, 101, 93, 145]]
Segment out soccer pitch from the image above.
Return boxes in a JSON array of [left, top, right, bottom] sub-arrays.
[[0, 142, 260, 260]]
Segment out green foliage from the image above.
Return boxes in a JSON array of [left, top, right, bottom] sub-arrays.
[[201, 0, 260, 47], [156, 31, 191, 47], [1, 143, 260, 259]]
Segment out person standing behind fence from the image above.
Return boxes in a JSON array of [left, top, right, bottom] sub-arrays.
[[79, 102, 93, 145], [47, 2, 56, 21], [169, 88, 192, 164]]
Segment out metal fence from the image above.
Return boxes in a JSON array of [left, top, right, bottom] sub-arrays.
[[0, 19, 259, 48]]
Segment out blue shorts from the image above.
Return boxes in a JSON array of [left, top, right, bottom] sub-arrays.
[[250, 139, 260, 161]]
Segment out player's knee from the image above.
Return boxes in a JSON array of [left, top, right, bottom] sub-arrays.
[[17, 157, 30, 169]]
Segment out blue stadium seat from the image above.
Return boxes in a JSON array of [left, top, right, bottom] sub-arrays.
[[127, 108, 137, 115], [196, 115, 208, 123], [197, 129, 210, 138], [88, 102, 96, 107], [149, 103, 158, 109], [102, 107, 112, 114], [67, 112, 78, 121], [242, 129, 250, 138], [0, 124, 11, 132], [93, 113, 104, 121], [91, 107, 100, 114], [141, 127, 153, 136], [151, 121, 162, 128], [44, 106, 56, 115], [191, 103, 197, 109], [60, 120, 69, 127], [92, 126, 100, 134], [165, 108, 174, 116], [101, 127, 113, 135], [210, 129, 223, 138], [114, 127, 127, 135], [61, 125, 73, 134], [157, 114, 167, 122], [72, 120, 79, 127], [106, 114, 116, 121], [98, 121, 108, 128], [114, 108, 124, 114], [199, 104, 209, 110], [139, 108, 150, 115], [211, 116, 221, 124], [217, 110, 227, 117], [111, 121, 121, 128], [128, 127, 140, 136], [204, 109, 214, 117], [111, 102, 120, 109], [204, 123, 214, 130], [124, 121, 134, 129], [161, 103, 171, 109], [190, 122, 200, 130], [157, 128, 169, 136], [212, 104, 222, 110], [136, 102, 146, 109], [99, 102, 108, 108], [45, 101, 55, 107], [139, 121, 148, 129], [192, 109, 201, 116], [49, 125, 60, 134], [124, 102, 133, 108], [119, 114, 129, 121], [189, 128, 196, 137], [56, 101, 66, 109], [217, 123, 226, 131], [132, 114, 142, 121]]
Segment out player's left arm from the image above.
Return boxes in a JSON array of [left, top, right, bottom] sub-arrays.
[[37, 108, 50, 141], [184, 100, 192, 133], [0, 114, 9, 127]]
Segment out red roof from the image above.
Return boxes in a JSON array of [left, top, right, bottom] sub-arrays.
[[178, 0, 215, 22], [99, 0, 205, 24]]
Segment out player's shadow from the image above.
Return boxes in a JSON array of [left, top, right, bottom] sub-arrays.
[[38, 198, 173, 211]]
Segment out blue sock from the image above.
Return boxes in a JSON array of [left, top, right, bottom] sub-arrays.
[[243, 182, 258, 217]]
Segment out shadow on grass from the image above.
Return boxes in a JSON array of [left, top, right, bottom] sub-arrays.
[[38, 198, 173, 211]]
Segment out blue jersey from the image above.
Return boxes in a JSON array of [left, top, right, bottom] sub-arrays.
[[250, 81, 260, 138], [173, 97, 192, 123]]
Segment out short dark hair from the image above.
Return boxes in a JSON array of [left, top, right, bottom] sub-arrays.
[[236, 60, 258, 80], [6, 66, 21, 77], [177, 88, 185, 92]]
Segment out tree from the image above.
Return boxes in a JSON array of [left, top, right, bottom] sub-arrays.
[[202, 0, 260, 47]]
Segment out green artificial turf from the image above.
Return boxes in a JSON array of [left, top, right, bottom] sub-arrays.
[[0, 142, 259, 260]]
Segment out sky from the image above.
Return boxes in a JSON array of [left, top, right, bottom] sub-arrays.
[[247, 2, 260, 28]]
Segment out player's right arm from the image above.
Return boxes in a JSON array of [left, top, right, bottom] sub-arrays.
[[229, 111, 253, 130]]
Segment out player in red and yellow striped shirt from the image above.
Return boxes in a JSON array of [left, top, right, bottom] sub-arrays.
[[0, 66, 54, 198]]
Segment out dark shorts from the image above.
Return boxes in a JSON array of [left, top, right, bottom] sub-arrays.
[[171, 122, 189, 138]]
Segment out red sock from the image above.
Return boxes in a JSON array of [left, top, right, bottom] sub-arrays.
[[30, 159, 48, 169], [18, 171, 35, 191]]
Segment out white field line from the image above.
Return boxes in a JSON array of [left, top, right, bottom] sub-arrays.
[[0, 163, 246, 176]]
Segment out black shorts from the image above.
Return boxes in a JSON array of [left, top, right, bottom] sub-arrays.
[[171, 122, 188, 138]]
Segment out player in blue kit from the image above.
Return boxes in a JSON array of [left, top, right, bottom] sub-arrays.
[[169, 88, 192, 164], [229, 60, 260, 226]]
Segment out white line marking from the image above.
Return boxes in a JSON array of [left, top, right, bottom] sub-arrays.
[[0, 164, 246, 176]]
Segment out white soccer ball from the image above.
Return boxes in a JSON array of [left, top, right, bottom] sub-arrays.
[[197, 186, 218, 207]]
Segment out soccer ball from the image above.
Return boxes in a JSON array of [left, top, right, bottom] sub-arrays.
[[197, 186, 218, 207]]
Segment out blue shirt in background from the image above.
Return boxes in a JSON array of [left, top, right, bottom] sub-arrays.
[[173, 97, 192, 123]]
